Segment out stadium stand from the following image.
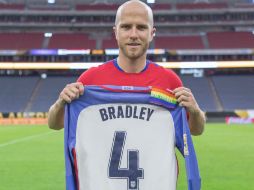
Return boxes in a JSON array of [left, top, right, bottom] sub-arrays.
[[1, 31, 253, 50], [234, 2, 254, 8], [48, 33, 96, 49], [26, 0, 70, 10], [0, 3, 24, 10], [176, 2, 228, 9], [102, 33, 118, 49], [0, 76, 39, 112], [181, 75, 218, 112], [76, 3, 118, 11], [28, 76, 77, 112], [0, 0, 254, 117], [154, 35, 204, 49], [211, 75, 254, 110], [207, 32, 254, 49], [0, 33, 44, 49], [149, 3, 171, 10], [1, 74, 253, 113]]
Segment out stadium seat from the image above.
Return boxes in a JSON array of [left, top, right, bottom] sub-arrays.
[[212, 75, 254, 110], [0, 76, 39, 112], [154, 35, 204, 49], [0, 3, 24, 10], [207, 31, 254, 49], [176, 3, 228, 10], [181, 75, 218, 111], [29, 76, 77, 112], [0, 33, 44, 49], [76, 3, 118, 11], [47, 33, 96, 49]]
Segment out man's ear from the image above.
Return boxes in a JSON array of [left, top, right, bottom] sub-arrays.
[[150, 27, 156, 42], [113, 26, 118, 40]]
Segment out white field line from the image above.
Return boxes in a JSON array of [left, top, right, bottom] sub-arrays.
[[0, 131, 55, 148]]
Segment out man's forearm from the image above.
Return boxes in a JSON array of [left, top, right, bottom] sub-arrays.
[[188, 109, 206, 136], [48, 100, 65, 130]]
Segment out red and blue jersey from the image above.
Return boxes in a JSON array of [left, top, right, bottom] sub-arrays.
[[77, 59, 182, 91], [64, 85, 201, 190]]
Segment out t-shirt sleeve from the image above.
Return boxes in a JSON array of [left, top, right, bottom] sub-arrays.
[[77, 67, 97, 85], [165, 69, 183, 89]]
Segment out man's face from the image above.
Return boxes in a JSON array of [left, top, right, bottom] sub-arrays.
[[114, 6, 155, 60]]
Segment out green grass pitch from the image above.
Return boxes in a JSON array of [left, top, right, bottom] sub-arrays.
[[0, 123, 253, 190]]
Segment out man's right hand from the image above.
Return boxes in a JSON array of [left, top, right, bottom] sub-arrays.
[[58, 82, 84, 106], [48, 82, 84, 130]]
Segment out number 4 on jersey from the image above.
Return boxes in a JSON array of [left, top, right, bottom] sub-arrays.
[[108, 131, 144, 190]]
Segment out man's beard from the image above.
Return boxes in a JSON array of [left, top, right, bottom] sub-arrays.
[[119, 43, 148, 60]]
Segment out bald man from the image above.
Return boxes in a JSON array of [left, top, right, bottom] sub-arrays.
[[48, 0, 205, 190], [48, 0, 205, 133]]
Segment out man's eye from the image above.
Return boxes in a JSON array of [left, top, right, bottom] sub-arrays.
[[122, 25, 130, 29], [138, 26, 147, 30]]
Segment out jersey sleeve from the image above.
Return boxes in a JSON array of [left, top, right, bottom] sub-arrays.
[[77, 67, 97, 85], [64, 104, 79, 190], [165, 69, 183, 89], [173, 107, 201, 190]]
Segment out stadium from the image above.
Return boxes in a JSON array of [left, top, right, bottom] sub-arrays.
[[0, 0, 253, 189]]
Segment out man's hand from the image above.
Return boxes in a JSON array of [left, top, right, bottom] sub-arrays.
[[173, 87, 206, 135], [173, 87, 200, 114], [58, 82, 84, 106], [48, 82, 84, 130]]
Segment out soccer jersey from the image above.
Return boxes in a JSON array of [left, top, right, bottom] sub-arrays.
[[77, 59, 182, 91], [64, 85, 201, 190]]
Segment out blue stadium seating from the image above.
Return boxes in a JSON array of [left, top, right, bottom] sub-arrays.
[[0, 76, 39, 112], [181, 75, 218, 112], [1, 75, 253, 113], [212, 75, 254, 110], [29, 76, 77, 112]]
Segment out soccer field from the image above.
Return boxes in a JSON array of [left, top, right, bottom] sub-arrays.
[[0, 123, 253, 190]]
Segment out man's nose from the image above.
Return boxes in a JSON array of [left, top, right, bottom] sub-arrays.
[[129, 27, 138, 39]]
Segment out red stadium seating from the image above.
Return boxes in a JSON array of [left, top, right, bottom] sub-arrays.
[[207, 31, 254, 49], [154, 35, 204, 49], [28, 6, 70, 11], [234, 3, 254, 8], [176, 3, 228, 10], [0, 4, 24, 10], [0, 33, 43, 49], [102, 34, 118, 49], [76, 4, 119, 11], [48, 33, 96, 49], [149, 3, 172, 10]]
